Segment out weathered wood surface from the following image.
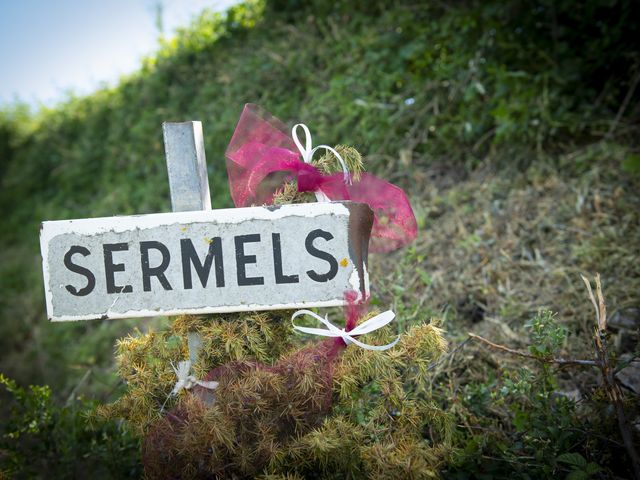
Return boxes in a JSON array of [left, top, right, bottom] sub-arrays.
[[163, 121, 211, 359], [40, 202, 372, 321], [162, 121, 212, 212]]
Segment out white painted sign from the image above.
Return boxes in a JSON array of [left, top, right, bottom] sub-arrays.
[[40, 201, 373, 321]]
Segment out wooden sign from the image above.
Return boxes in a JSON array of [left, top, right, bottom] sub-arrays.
[[40, 201, 373, 321]]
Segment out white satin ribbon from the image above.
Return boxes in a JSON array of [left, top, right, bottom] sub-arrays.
[[160, 360, 219, 411], [170, 360, 219, 395], [291, 309, 400, 351], [291, 123, 352, 202]]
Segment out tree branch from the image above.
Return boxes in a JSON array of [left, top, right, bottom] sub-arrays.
[[467, 333, 599, 367], [582, 274, 640, 480], [606, 70, 640, 139]]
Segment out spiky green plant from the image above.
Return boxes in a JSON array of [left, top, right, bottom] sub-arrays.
[[100, 148, 451, 479]]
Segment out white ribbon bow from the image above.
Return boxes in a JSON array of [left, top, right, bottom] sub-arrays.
[[157, 360, 217, 411], [169, 360, 219, 396], [161, 360, 218, 411], [291, 309, 400, 351], [291, 123, 351, 202]]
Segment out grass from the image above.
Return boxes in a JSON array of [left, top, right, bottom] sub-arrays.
[[1, 0, 639, 477], [379, 143, 640, 343], [371, 143, 640, 477]]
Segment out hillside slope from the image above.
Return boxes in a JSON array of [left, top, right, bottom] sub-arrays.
[[1, 0, 639, 477]]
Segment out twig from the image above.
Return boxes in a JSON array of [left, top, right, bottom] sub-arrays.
[[468, 333, 598, 367], [566, 427, 625, 449], [472, 127, 496, 152], [581, 274, 640, 480], [65, 368, 92, 407], [428, 337, 471, 371], [606, 70, 640, 139], [100, 378, 125, 403]]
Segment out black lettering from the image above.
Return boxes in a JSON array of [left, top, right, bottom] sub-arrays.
[[140, 241, 172, 292], [103, 243, 133, 294], [272, 233, 298, 284], [63, 245, 96, 296], [305, 229, 338, 282], [181, 238, 225, 289], [235, 234, 264, 286]]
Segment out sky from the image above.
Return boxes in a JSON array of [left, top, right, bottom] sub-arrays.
[[0, 0, 238, 107]]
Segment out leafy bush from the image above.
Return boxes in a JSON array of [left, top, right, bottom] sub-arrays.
[[0, 374, 141, 478], [447, 309, 634, 479], [526, 310, 567, 359]]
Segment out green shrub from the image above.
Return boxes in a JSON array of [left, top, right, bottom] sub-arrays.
[[526, 309, 567, 359], [448, 309, 634, 479], [0, 374, 141, 479]]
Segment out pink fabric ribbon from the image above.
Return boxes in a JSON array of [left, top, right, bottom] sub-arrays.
[[225, 104, 418, 253]]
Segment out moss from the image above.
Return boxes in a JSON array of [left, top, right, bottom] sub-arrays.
[[101, 309, 448, 478]]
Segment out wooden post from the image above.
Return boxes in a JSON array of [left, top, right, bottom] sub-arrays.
[[162, 121, 210, 363], [162, 122, 212, 212]]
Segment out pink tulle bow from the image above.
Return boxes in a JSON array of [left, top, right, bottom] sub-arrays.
[[225, 104, 418, 253]]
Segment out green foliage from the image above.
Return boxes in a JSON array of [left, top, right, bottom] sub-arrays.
[[99, 154, 451, 476], [445, 309, 636, 479], [101, 311, 295, 433], [0, 374, 141, 478], [1, 0, 638, 397], [557, 453, 601, 480], [100, 309, 450, 478], [622, 154, 640, 175], [451, 363, 606, 479], [526, 309, 567, 358], [0, 0, 639, 477]]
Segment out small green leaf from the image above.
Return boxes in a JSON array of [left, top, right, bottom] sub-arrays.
[[585, 463, 601, 475], [622, 154, 640, 174], [513, 409, 529, 432], [557, 452, 587, 467], [417, 268, 432, 286], [566, 470, 588, 480]]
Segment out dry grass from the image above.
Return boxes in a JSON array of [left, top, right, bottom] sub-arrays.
[[372, 146, 640, 392]]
